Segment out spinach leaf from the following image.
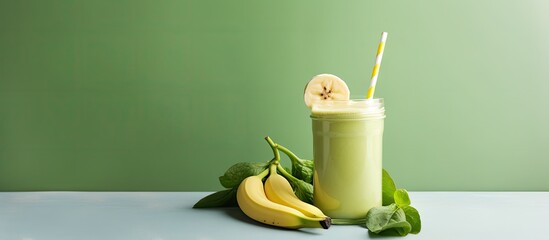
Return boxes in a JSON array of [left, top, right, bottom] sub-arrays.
[[381, 170, 422, 235], [402, 205, 422, 234], [289, 178, 314, 204], [394, 189, 411, 207], [219, 162, 267, 188], [365, 203, 412, 236], [193, 188, 238, 208], [382, 168, 397, 206], [292, 159, 314, 184]]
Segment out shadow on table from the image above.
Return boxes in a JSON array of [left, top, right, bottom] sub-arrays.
[[195, 207, 323, 235], [368, 229, 407, 238]]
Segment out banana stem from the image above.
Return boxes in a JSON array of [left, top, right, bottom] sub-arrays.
[[276, 144, 301, 164], [276, 164, 300, 182], [265, 136, 280, 161], [269, 163, 278, 175], [257, 168, 270, 179]]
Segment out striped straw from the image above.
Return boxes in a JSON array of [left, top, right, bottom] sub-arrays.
[[366, 32, 388, 99]]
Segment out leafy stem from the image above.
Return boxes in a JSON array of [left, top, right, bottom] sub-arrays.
[[276, 164, 299, 182], [265, 136, 280, 161], [332, 218, 367, 225], [276, 144, 300, 164]]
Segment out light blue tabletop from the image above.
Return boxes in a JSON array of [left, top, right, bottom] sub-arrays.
[[1, 192, 548, 240]]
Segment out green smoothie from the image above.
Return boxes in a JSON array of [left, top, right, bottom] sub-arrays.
[[311, 99, 385, 219]]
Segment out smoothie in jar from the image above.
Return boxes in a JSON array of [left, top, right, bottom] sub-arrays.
[[311, 99, 385, 219]]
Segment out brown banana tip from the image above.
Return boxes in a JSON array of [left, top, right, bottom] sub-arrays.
[[320, 217, 332, 229]]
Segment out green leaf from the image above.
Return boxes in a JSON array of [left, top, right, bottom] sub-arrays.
[[193, 189, 238, 208], [394, 189, 411, 207], [379, 221, 413, 236], [219, 162, 267, 188], [289, 178, 314, 204], [402, 205, 422, 234], [291, 159, 314, 184], [365, 203, 412, 236], [382, 168, 397, 206]]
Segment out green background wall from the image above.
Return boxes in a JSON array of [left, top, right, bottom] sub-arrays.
[[1, 1, 548, 191]]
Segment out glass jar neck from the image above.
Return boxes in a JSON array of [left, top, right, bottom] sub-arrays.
[[310, 99, 385, 120]]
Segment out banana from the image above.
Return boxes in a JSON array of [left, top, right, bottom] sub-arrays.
[[265, 164, 330, 220], [236, 170, 330, 229], [303, 74, 350, 108]]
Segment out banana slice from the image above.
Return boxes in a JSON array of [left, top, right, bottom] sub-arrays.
[[303, 74, 350, 108]]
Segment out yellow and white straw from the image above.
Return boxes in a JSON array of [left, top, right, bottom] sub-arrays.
[[366, 32, 388, 99]]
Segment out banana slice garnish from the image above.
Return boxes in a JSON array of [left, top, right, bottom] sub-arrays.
[[303, 74, 350, 108]]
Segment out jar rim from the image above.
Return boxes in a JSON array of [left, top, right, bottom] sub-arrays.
[[310, 99, 385, 119]]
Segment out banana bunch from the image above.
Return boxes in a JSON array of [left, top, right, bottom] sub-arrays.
[[237, 163, 331, 229]]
